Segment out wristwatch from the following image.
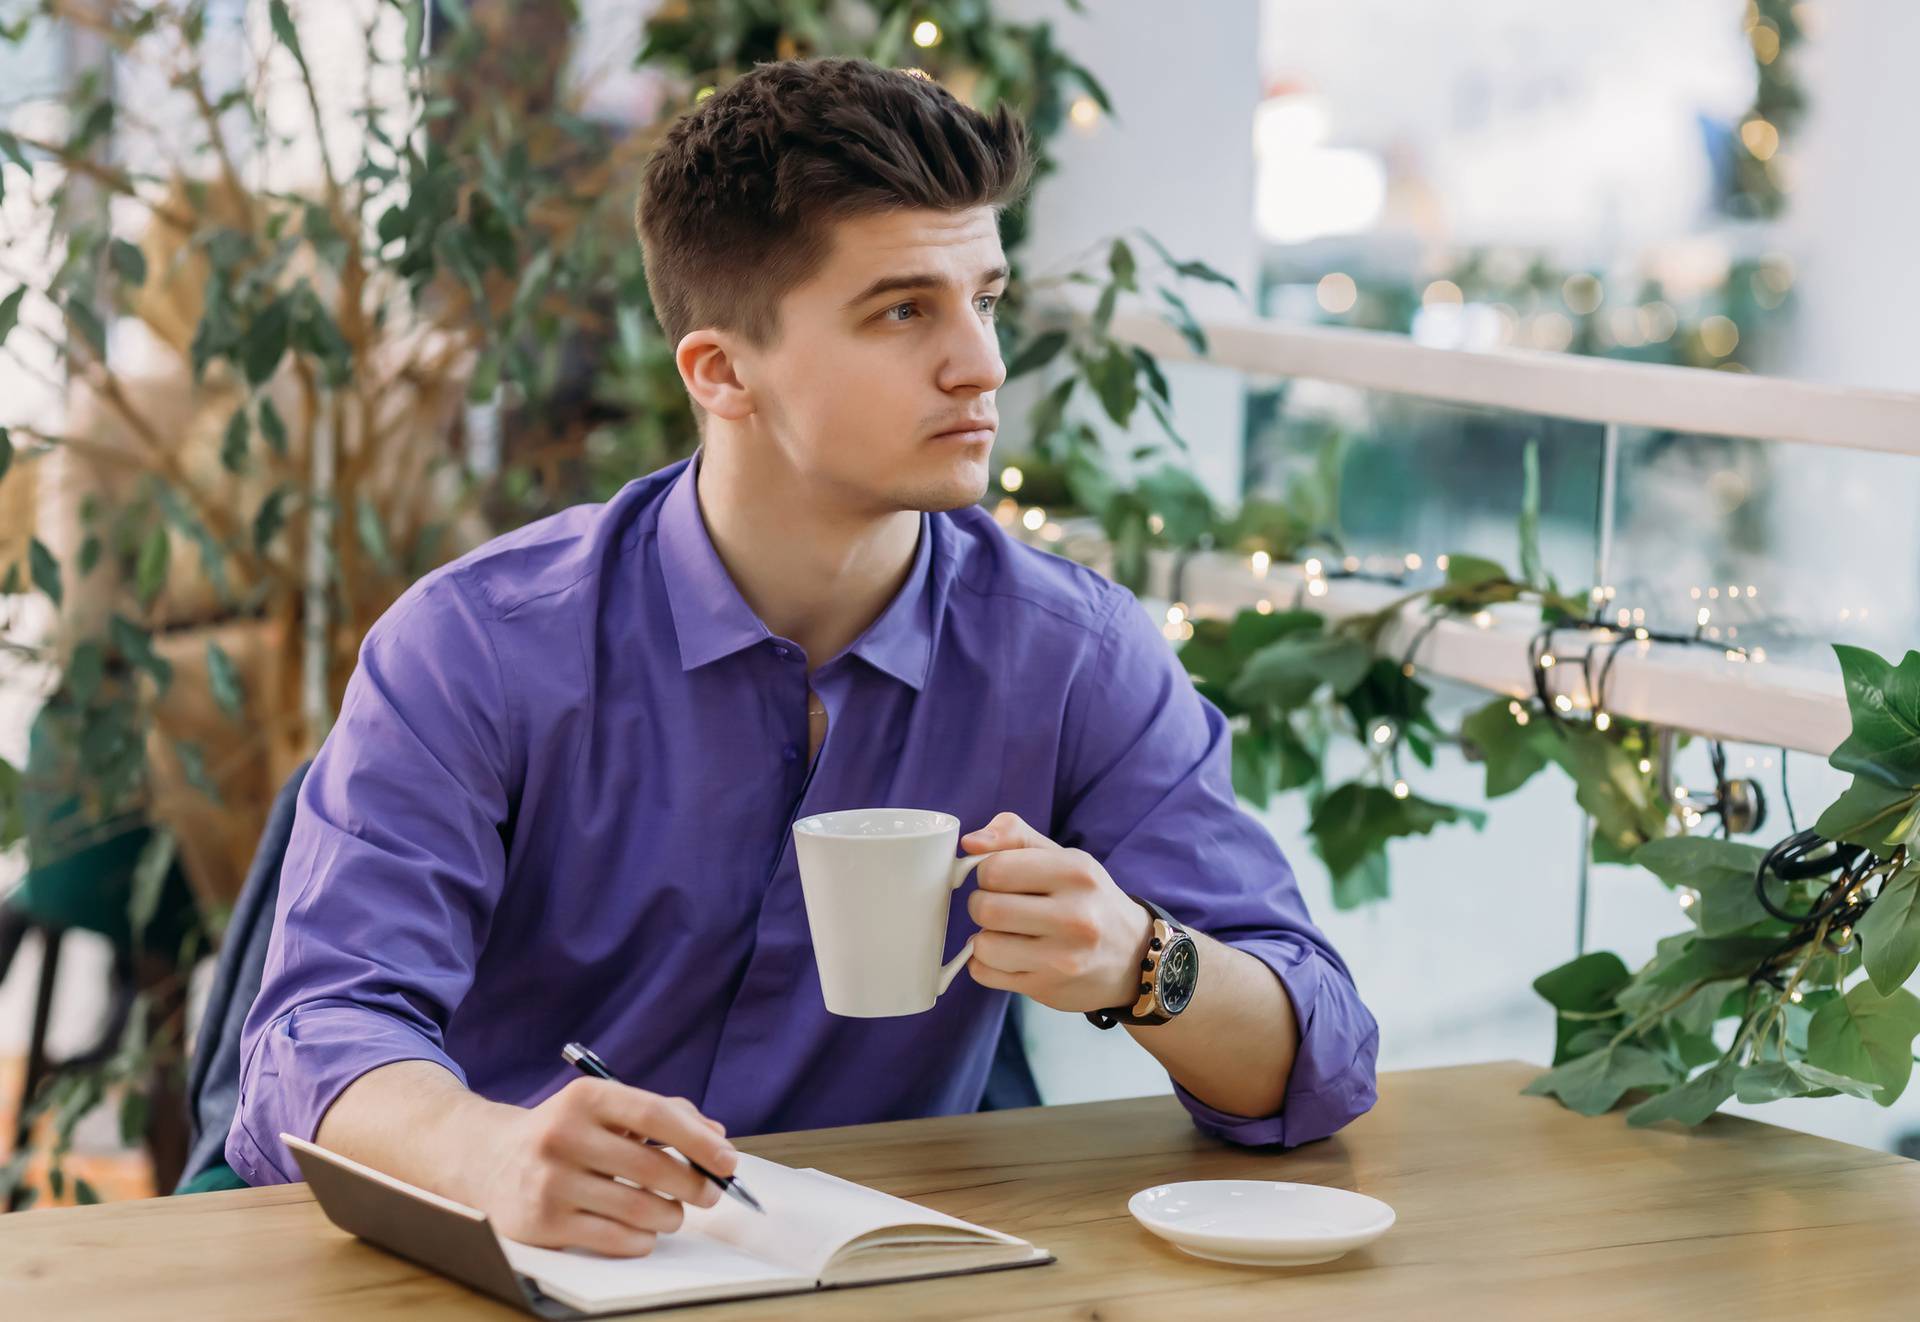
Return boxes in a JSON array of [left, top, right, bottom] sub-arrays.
[[1085, 897, 1199, 1029]]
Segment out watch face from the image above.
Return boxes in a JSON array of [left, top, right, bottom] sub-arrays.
[[1157, 936, 1198, 1015]]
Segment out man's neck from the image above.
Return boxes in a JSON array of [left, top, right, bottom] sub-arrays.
[[694, 443, 922, 672]]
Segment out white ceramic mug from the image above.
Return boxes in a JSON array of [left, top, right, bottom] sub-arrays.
[[792, 808, 986, 1017]]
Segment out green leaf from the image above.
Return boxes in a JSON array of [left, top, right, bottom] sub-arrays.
[[206, 641, 246, 720], [1630, 932, 1783, 994], [1631, 837, 1772, 937], [1107, 238, 1137, 291], [0, 286, 24, 348], [1533, 951, 1631, 1014], [28, 537, 61, 607], [74, 1177, 100, 1206], [118, 1088, 149, 1146], [1087, 343, 1138, 427], [1461, 697, 1549, 798], [1829, 646, 1920, 791], [127, 829, 177, 947], [1444, 554, 1510, 589], [258, 397, 288, 456], [268, 0, 306, 69], [110, 614, 172, 692], [66, 296, 106, 357], [220, 408, 250, 473], [65, 642, 104, 707], [253, 486, 290, 553], [1139, 231, 1238, 291], [1806, 983, 1920, 1106], [1310, 782, 1485, 880], [243, 297, 292, 386], [356, 496, 396, 574], [1523, 1044, 1677, 1116], [1733, 1059, 1879, 1104], [1006, 329, 1068, 380], [1156, 286, 1207, 355], [135, 524, 169, 605], [1856, 866, 1920, 996], [107, 237, 147, 287], [1231, 631, 1372, 710], [0, 425, 11, 482], [1545, 725, 1666, 859], [1625, 1060, 1741, 1127], [1329, 849, 1390, 910], [1815, 777, 1920, 850]]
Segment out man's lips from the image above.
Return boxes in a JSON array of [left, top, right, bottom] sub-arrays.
[[930, 422, 997, 442]]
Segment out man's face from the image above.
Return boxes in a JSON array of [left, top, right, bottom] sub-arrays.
[[738, 206, 1008, 516]]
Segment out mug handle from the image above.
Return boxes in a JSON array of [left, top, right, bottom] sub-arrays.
[[935, 854, 988, 996]]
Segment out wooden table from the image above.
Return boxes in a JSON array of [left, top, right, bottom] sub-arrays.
[[5, 1061, 1919, 1320]]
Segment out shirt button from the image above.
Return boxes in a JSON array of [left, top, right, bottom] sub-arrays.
[[773, 645, 790, 659], [782, 743, 800, 764]]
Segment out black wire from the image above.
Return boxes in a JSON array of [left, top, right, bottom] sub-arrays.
[[1779, 747, 1797, 833]]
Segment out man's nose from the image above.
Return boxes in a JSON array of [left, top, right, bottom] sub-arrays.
[[939, 312, 1007, 395]]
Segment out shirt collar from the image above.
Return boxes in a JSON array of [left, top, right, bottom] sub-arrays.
[[655, 454, 938, 690]]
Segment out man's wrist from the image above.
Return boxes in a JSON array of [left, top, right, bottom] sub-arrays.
[[1101, 896, 1156, 1010]]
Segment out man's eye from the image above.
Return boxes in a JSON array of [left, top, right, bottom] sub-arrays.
[[976, 294, 999, 315], [883, 303, 918, 322]]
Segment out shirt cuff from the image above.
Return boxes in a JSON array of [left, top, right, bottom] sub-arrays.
[[226, 1002, 468, 1186], [1171, 937, 1380, 1148]]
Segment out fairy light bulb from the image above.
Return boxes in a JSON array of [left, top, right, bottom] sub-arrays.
[[1022, 507, 1046, 531], [1372, 723, 1394, 745], [1250, 550, 1271, 577], [1392, 780, 1410, 799], [1539, 653, 1557, 669], [1594, 712, 1612, 731], [1000, 465, 1025, 493]]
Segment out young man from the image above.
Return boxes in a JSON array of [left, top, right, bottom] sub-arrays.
[[230, 57, 1377, 1257]]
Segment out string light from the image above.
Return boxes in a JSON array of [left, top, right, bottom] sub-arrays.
[[1250, 550, 1271, 577], [1317, 273, 1359, 314], [1539, 653, 1557, 669], [1594, 712, 1611, 731], [1638, 758, 1653, 774], [1697, 607, 1712, 627], [1436, 554, 1450, 571], [1307, 578, 1329, 597], [1147, 514, 1165, 535], [912, 19, 942, 47], [1404, 552, 1423, 570], [1304, 557, 1324, 576], [1000, 465, 1025, 493], [1392, 780, 1410, 799], [1473, 611, 1493, 629], [1068, 96, 1101, 129], [1022, 507, 1046, 531], [1256, 599, 1274, 615], [1679, 890, 1696, 910], [1789, 989, 1803, 1003], [1372, 723, 1394, 745], [1554, 694, 1573, 712], [1166, 605, 1187, 625]]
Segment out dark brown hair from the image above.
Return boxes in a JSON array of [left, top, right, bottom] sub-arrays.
[[636, 58, 1031, 351]]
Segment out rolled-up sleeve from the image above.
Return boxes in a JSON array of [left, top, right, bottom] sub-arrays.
[[227, 573, 515, 1184], [1054, 590, 1378, 1148]]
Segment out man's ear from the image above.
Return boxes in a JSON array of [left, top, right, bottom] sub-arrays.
[[675, 329, 755, 422]]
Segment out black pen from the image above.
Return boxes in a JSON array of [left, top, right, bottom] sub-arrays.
[[561, 1042, 765, 1214]]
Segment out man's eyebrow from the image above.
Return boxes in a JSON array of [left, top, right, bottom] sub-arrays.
[[842, 264, 1011, 311]]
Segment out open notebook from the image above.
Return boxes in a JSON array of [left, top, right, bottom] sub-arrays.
[[285, 1134, 1051, 1317]]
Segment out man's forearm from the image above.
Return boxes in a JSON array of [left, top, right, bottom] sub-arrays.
[[315, 1060, 520, 1207], [1125, 929, 1299, 1118]]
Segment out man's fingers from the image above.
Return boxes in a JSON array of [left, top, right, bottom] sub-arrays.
[[570, 1128, 721, 1208], [567, 1171, 689, 1235], [973, 847, 1073, 896], [584, 1083, 738, 1176], [560, 1213, 658, 1259], [968, 888, 1059, 936], [966, 957, 1031, 993], [972, 929, 1046, 974], [962, 811, 1061, 854]]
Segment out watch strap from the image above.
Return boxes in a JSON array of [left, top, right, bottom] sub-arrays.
[[1085, 897, 1187, 1030]]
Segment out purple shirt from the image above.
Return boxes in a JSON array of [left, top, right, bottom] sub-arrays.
[[228, 457, 1378, 1185]]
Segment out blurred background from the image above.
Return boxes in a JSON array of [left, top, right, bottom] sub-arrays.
[[4, 0, 1917, 1208]]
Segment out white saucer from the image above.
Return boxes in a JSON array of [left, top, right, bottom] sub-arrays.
[[1128, 1180, 1396, 1266]]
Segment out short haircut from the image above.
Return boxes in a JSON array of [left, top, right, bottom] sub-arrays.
[[636, 58, 1032, 351]]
